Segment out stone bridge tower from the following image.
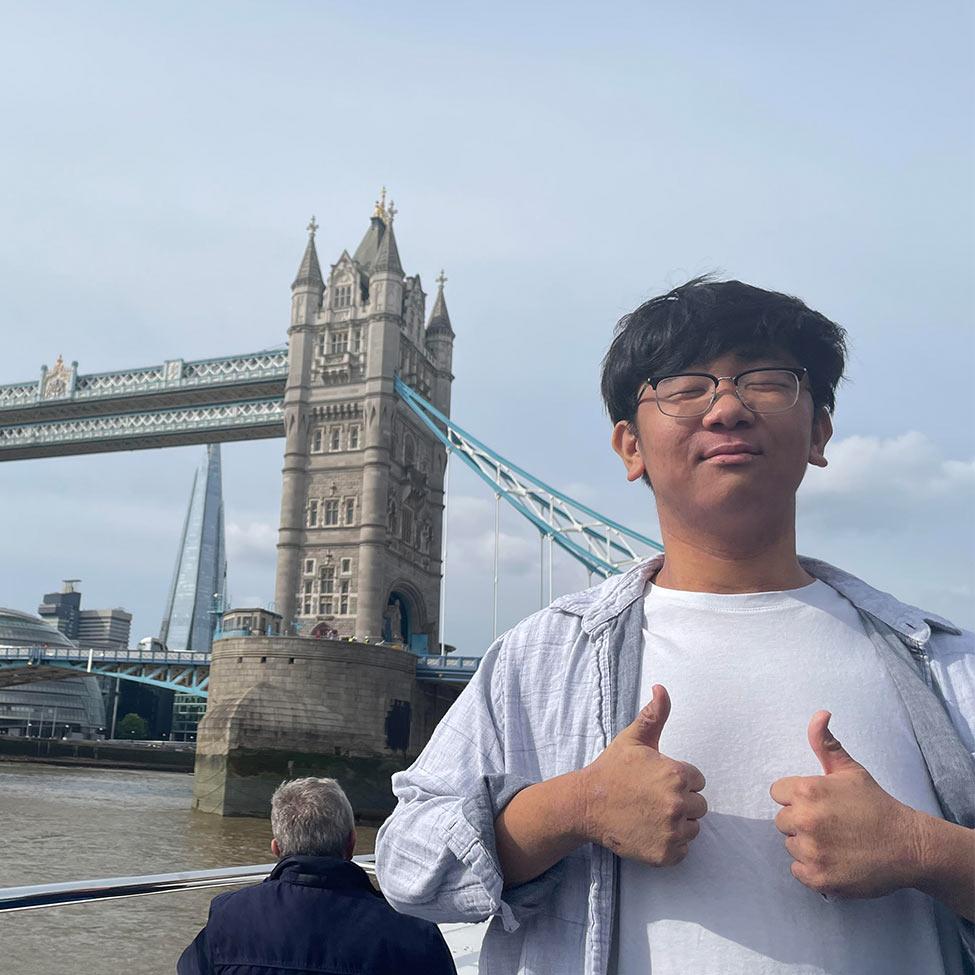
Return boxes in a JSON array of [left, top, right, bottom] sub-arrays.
[[275, 195, 455, 650], [193, 198, 459, 818]]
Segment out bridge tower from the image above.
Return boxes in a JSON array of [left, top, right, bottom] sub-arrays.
[[192, 199, 459, 818], [274, 197, 455, 650]]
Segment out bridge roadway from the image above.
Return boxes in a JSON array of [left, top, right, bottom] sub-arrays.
[[0, 643, 479, 696], [0, 349, 288, 459]]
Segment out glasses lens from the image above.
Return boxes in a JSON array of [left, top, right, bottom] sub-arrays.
[[737, 369, 800, 413], [654, 375, 716, 416]]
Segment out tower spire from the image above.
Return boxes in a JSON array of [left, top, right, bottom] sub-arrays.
[[373, 210, 403, 275], [427, 268, 453, 335], [292, 216, 323, 290]]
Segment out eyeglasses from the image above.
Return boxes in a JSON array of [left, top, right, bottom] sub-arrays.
[[636, 367, 807, 418]]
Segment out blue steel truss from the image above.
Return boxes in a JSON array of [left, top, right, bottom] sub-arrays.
[[0, 646, 210, 697], [395, 377, 663, 579]]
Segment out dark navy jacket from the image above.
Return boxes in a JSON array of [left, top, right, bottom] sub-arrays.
[[177, 855, 456, 975]]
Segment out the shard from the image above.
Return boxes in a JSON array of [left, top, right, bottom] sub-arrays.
[[159, 444, 228, 651]]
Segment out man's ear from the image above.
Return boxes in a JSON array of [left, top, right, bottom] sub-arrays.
[[808, 407, 832, 468], [611, 420, 647, 482], [271, 838, 282, 858]]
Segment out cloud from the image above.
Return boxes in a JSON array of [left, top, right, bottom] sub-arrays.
[[802, 431, 975, 500], [799, 431, 974, 532], [225, 518, 277, 567], [796, 431, 974, 628]]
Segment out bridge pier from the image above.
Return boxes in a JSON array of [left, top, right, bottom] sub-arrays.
[[192, 635, 460, 818]]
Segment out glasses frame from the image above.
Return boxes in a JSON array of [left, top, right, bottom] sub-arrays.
[[636, 367, 808, 418]]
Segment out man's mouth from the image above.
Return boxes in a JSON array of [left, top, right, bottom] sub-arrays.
[[700, 442, 762, 461]]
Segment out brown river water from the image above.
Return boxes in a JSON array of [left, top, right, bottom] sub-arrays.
[[0, 763, 378, 975]]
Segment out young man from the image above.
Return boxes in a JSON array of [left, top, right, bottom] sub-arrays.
[[178, 777, 456, 975], [376, 279, 975, 975]]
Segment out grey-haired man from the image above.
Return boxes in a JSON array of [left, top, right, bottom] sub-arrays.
[[178, 777, 456, 975]]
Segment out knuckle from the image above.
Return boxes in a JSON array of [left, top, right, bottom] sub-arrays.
[[664, 761, 687, 787], [795, 780, 820, 803]]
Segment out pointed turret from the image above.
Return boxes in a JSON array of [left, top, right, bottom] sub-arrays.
[[369, 196, 404, 315], [426, 270, 455, 414], [292, 217, 323, 290], [426, 270, 454, 338], [291, 216, 324, 326], [373, 214, 403, 275]]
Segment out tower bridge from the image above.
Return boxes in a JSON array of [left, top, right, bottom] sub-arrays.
[[0, 349, 287, 460], [0, 195, 662, 815]]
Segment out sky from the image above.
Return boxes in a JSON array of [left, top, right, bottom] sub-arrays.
[[0, 0, 972, 652]]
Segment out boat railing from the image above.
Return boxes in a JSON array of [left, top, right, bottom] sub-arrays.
[[0, 857, 374, 913], [0, 855, 487, 972]]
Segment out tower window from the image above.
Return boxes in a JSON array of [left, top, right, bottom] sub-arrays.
[[343, 497, 356, 525], [307, 500, 319, 527], [312, 428, 323, 452], [404, 435, 416, 466], [340, 557, 352, 575], [330, 330, 349, 354], [320, 565, 335, 593], [347, 425, 360, 450], [333, 285, 352, 309], [329, 427, 342, 452], [303, 558, 315, 575], [401, 506, 414, 545], [352, 328, 363, 353], [324, 499, 340, 526]]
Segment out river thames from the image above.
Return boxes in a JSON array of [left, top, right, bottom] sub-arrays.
[[0, 763, 378, 975]]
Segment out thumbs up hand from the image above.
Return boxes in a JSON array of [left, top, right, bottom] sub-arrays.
[[770, 711, 926, 899], [580, 684, 708, 867]]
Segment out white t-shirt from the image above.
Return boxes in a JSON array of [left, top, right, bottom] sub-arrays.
[[617, 580, 946, 975]]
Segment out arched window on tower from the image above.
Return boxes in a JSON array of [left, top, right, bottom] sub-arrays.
[[404, 434, 416, 467]]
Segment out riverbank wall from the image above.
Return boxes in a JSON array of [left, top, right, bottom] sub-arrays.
[[0, 737, 194, 772]]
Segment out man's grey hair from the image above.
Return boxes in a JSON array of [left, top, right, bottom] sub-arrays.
[[270, 777, 355, 858]]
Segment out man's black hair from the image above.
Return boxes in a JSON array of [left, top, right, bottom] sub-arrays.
[[600, 276, 848, 425]]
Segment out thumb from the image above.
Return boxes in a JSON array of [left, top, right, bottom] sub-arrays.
[[808, 710, 862, 774], [626, 684, 671, 750]]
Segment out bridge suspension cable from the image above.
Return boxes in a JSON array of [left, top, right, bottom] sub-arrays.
[[394, 378, 663, 583]]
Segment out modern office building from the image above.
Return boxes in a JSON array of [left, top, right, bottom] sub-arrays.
[[159, 444, 228, 652], [38, 581, 132, 650], [76, 608, 132, 651]]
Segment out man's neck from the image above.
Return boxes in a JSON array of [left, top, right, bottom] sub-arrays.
[[653, 508, 811, 594]]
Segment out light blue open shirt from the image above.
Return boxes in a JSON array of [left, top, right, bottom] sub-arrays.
[[376, 557, 975, 975]]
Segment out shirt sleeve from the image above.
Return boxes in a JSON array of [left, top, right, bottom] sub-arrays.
[[375, 634, 567, 931]]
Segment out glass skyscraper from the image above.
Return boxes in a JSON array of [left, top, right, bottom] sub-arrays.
[[159, 444, 227, 652]]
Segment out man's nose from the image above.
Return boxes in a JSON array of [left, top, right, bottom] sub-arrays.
[[702, 379, 754, 426]]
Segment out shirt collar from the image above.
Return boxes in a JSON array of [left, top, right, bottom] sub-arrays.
[[551, 554, 961, 645]]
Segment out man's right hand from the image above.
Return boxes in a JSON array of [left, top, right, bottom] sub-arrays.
[[580, 684, 707, 866]]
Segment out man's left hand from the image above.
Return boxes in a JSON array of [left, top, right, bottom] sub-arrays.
[[769, 711, 925, 899]]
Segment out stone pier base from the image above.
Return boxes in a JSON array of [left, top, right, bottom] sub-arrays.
[[192, 636, 460, 818]]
